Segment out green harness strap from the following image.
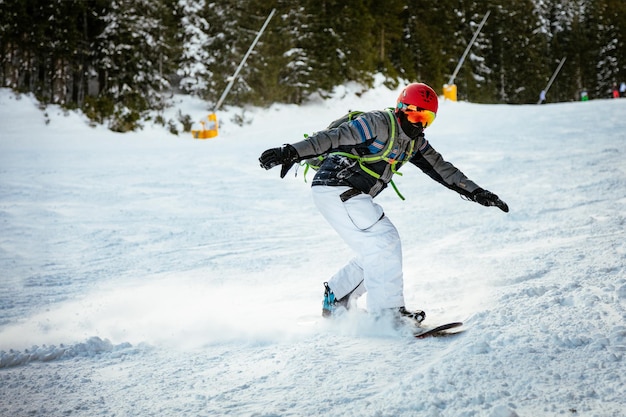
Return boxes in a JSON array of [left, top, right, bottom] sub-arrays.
[[302, 108, 412, 200]]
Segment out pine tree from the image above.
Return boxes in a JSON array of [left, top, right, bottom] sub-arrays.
[[369, 0, 405, 81], [276, 0, 315, 104], [231, 2, 284, 107], [485, 0, 548, 103], [589, 0, 626, 98], [0, 0, 30, 90], [95, 0, 173, 130], [393, 0, 462, 91], [304, 0, 376, 95], [176, 0, 213, 96], [199, 0, 252, 108], [449, 1, 495, 102]]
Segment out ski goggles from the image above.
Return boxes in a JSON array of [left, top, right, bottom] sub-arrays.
[[397, 103, 436, 128]]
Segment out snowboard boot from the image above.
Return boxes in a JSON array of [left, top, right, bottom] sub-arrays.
[[322, 282, 350, 318], [398, 306, 426, 324]]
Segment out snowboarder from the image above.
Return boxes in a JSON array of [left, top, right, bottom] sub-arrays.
[[259, 83, 508, 322]]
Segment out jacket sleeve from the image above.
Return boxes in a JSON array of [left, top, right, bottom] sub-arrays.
[[289, 111, 390, 158], [409, 141, 480, 198]]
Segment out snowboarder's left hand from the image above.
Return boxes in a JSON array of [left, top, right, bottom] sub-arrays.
[[259, 145, 299, 178], [472, 189, 509, 212]]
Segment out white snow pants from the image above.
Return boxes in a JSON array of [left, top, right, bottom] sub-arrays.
[[311, 185, 405, 312]]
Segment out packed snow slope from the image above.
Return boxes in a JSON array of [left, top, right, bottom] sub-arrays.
[[1, 81, 625, 417]]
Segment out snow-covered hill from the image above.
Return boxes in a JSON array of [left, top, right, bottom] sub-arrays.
[[1, 82, 625, 416]]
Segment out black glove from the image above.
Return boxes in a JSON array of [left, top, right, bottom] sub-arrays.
[[472, 189, 509, 213], [259, 144, 299, 178]]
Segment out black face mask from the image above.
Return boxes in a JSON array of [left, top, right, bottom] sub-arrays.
[[397, 110, 424, 139]]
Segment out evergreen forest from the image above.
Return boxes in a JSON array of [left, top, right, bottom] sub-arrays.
[[1, 0, 625, 131]]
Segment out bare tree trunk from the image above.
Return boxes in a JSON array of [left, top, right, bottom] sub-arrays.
[[380, 27, 385, 64]]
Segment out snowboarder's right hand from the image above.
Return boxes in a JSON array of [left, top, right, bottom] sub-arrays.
[[259, 145, 299, 178]]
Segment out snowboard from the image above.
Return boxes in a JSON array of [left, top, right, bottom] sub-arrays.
[[414, 322, 464, 339]]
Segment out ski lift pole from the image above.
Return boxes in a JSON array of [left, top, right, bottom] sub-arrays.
[[537, 56, 567, 104], [447, 10, 490, 86], [213, 8, 276, 113]]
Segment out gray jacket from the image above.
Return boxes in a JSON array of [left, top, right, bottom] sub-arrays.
[[291, 109, 481, 198]]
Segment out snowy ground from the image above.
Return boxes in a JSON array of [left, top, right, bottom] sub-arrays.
[[1, 81, 625, 417]]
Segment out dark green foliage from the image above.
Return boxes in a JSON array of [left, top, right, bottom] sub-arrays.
[[1, 0, 625, 131]]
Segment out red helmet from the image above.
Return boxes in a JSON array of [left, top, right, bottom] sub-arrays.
[[396, 83, 438, 113], [396, 83, 438, 128]]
